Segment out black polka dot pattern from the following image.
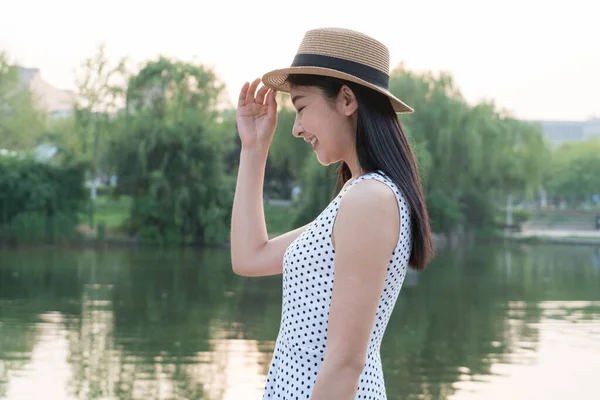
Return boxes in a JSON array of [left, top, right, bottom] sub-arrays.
[[262, 171, 412, 399]]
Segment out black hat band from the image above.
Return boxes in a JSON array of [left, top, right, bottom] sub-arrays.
[[291, 53, 389, 90]]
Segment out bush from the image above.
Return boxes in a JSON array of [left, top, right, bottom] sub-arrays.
[[0, 157, 87, 243]]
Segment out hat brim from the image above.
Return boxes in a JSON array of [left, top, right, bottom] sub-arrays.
[[262, 66, 414, 114]]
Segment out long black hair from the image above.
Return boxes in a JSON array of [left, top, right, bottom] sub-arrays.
[[287, 74, 435, 271]]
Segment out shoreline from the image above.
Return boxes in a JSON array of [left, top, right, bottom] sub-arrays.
[[3, 228, 600, 250], [504, 229, 600, 246]]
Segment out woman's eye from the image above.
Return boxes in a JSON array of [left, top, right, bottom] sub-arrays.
[[297, 106, 305, 113]]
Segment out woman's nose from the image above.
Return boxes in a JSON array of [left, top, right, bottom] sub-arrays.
[[292, 117, 302, 138]]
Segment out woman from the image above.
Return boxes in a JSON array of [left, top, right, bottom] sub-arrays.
[[230, 27, 435, 399]]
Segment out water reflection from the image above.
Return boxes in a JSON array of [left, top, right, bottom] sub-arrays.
[[4, 312, 73, 399], [0, 243, 599, 399], [450, 301, 600, 400]]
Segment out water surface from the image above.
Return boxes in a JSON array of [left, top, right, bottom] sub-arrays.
[[1, 243, 599, 399]]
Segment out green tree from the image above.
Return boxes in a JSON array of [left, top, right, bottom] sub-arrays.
[[109, 57, 234, 245], [389, 66, 548, 234], [73, 43, 128, 227], [42, 116, 84, 163], [0, 51, 47, 150], [265, 100, 313, 198], [545, 139, 600, 204]]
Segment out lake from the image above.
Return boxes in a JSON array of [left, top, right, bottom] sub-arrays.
[[1, 243, 599, 399]]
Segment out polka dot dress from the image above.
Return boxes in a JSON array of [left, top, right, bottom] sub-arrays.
[[262, 170, 412, 400]]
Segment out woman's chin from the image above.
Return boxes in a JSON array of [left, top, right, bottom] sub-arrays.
[[315, 153, 334, 167]]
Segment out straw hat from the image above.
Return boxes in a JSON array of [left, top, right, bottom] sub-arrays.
[[262, 27, 413, 114]]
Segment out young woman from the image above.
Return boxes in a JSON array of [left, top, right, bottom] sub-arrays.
[[231, 27, 435, 400]]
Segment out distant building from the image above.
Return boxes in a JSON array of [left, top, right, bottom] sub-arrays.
[[17, 67, 75, 119], [526, 118, 600, 146]]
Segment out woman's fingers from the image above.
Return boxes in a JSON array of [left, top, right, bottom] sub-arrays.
[[255, 84, 270, 105], [239, 78, 274, 111], [245, 78, 261, 105], [238, 81, 249, 107]]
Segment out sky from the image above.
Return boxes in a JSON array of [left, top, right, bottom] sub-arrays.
[[1, 0, 598, 121]]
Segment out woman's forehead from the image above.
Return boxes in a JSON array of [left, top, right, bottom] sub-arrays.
[[289, 85, 320, 97]]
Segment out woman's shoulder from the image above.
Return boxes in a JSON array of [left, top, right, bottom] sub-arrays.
[[338, 174, 399, 220], [334, 174, 401, 254]]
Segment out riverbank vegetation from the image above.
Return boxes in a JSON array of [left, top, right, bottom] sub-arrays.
[[1, 46, 598, 247]]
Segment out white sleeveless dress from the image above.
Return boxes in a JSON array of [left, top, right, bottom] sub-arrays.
[[262, 170, 412, 400]]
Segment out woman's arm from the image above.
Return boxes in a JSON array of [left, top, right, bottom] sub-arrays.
[[311, 179, 400, 399], [230, 79, 309, 277], [231, 147, 309, 277]]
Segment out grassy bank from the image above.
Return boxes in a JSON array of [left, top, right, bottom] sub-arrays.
[[508, 235, 600, 246], [8, 194, 599, 249], [84, 195, 132, 231], [78, 195, 298, 242]]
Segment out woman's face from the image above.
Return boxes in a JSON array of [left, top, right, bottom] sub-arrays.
[[289, 85, 357, 166]]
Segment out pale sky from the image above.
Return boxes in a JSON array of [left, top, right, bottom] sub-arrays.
[[1, 0, 598, 121]]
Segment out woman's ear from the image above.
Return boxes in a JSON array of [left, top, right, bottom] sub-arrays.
[[338, 85, 358, 116]]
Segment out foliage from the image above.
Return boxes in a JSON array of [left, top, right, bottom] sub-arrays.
[[388, 66, 547, 234], [1, 45, 572, 246], [292, 157, 339, 226], [511, 209, 532, 225], [79, 194, 132, 232], [74, 43, 127, 115], [42, 116, 82, 162], [265, 100, 313, 198], [545, 139, 600, 201], [0, 51, 47, 150], [425, 189, 464, 233], [108, 58, 234, 246], [126, 56, 224, 118], [0, 156, 87, 243], [264, 203, 298, 237], [69, 44, 129, 228]]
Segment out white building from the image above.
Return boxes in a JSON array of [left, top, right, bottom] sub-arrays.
[[527, 118, 600, 147]]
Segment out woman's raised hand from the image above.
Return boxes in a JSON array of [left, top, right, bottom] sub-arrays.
[[236, 78, 278, 151]]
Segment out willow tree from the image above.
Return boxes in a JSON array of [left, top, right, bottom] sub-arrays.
[[109, 57, 234, 245], [389, 67, 487, 233], [0, 51, 47, 150], [389, 66, 548, 234]]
